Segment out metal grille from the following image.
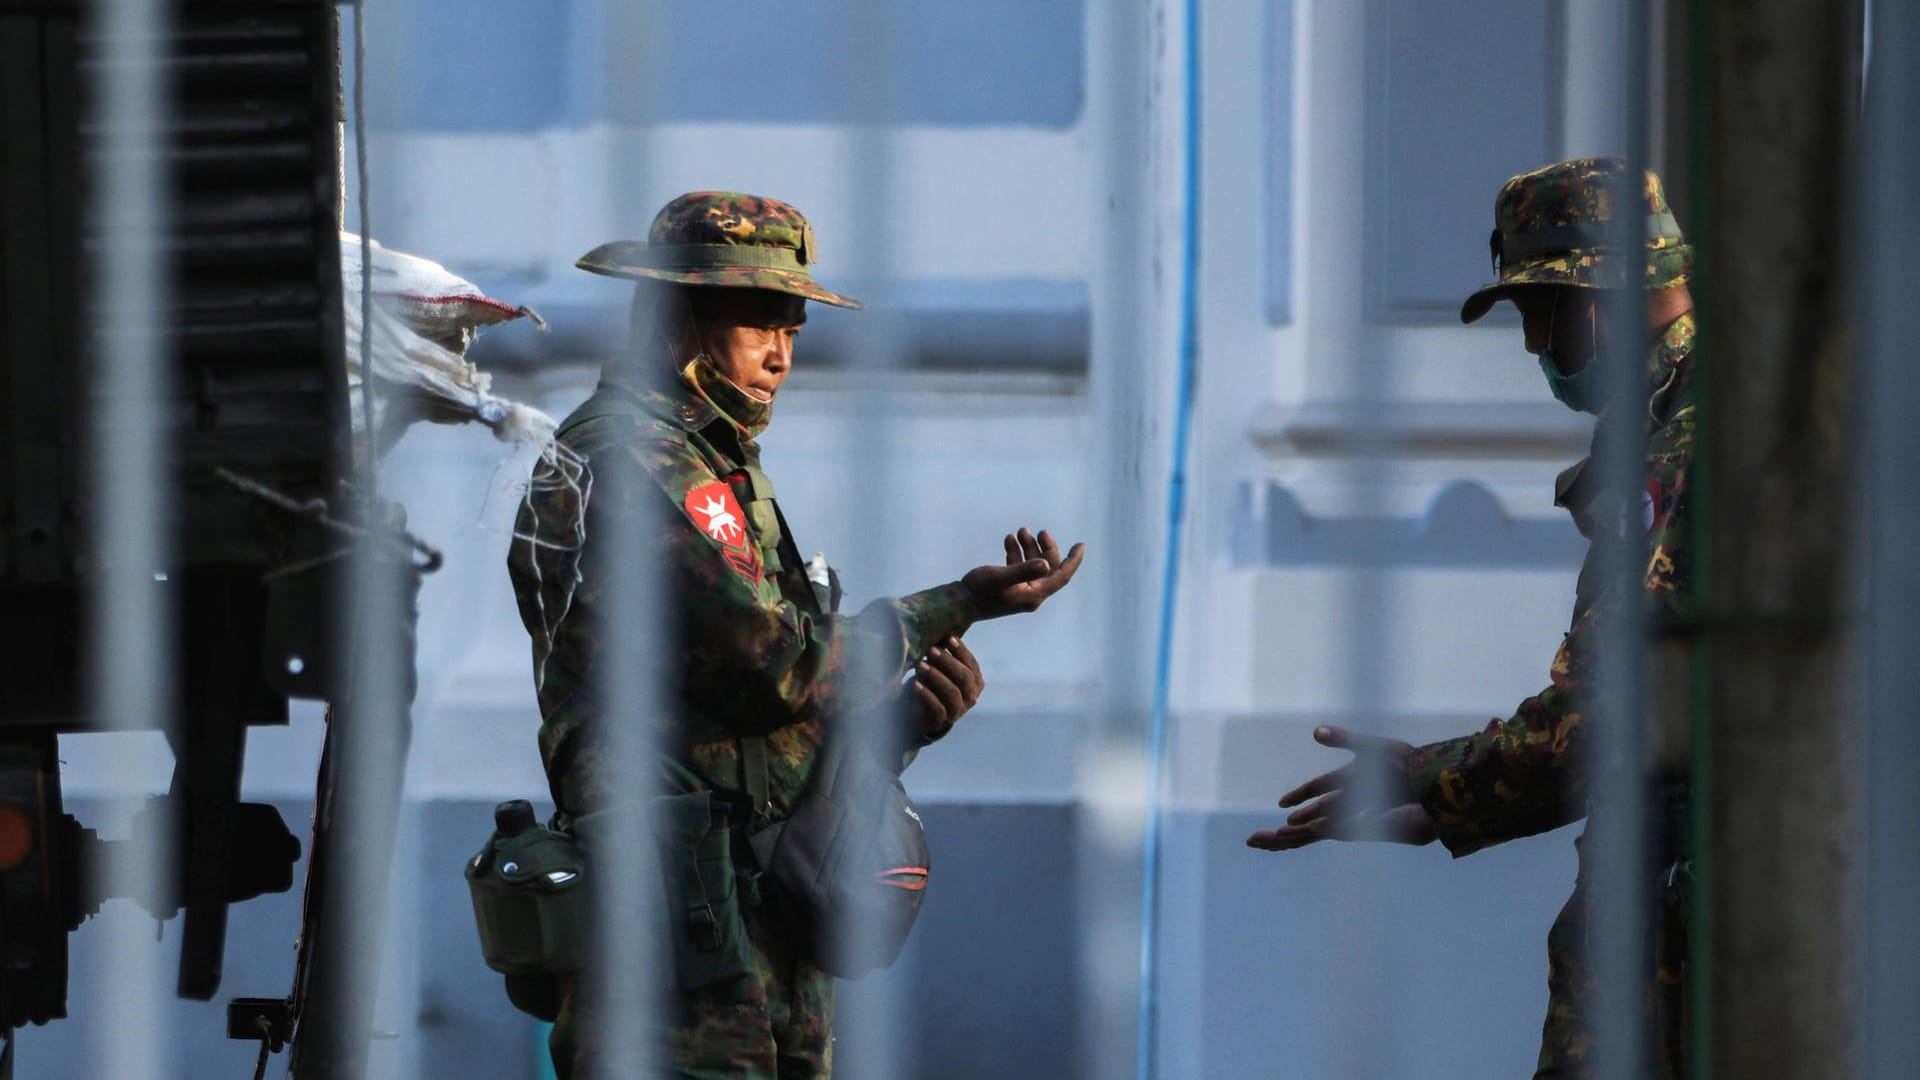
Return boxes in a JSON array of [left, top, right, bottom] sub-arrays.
[[0, 1, 1909, 1077]]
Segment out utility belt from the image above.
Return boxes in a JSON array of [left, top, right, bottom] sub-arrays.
[[467, 739, 931, 1020]]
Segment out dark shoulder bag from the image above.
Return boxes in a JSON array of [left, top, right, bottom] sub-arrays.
[[744, 731, 930, 979], [739, 495, 931, 978]]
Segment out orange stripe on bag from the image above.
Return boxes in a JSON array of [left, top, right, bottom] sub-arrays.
[[873, 866, 929, 891]]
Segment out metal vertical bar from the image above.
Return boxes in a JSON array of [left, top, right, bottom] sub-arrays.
[[291, 1, 419, 1073], [85, 0, 173, 1073], [1863, 0, 1920, 1074], [1588, 2, 1651, 1078], [585, 3, 665, 1076], [831, 1, 907, 1074], [1700, 0, 1862, 1075], [1680, 6, 1714, 1074], [1331, 0, 1393, 1068], [1085, 1, 1157, 1078], [1324, 283, 1393, 1064]]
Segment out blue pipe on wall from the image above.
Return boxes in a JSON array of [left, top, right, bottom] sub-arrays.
[[1135, 0, 1201, 1074]]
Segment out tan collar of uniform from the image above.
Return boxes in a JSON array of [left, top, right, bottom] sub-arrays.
[[599, 358, 719, 432]]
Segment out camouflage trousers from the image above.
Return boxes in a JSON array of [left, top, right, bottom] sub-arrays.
[[549, 903, 836, 1080], [1536, 789, 1692, 1079]]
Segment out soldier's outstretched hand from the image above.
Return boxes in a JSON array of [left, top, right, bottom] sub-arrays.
[[961, 527, 1087, 619], [1245, 725, 1436, 851]]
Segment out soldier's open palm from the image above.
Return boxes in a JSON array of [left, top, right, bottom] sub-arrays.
[[1246, 725, 1435, 850], [962, 527, 1087, 618]]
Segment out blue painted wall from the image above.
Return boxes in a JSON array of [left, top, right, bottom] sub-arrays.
[[20, 799, 1084, 1079], [1156, 811, 1576, 1078], [25, 797, 1575, 1077], [1266, 1, 1295, 324], [357, 0, 1085, 132], [1367, 0, 1565, 321], [1238, 480, 1589, 569]]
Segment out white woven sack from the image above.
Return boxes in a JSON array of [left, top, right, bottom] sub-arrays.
[[340, 232, 555, 462]]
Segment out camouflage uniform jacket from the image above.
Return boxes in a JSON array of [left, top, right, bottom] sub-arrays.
[[1408, 315, 1698, 1076], [1408, 312, 1697, 850], [507, 360, 978, 819]]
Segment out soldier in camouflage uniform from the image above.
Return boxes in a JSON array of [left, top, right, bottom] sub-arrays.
[[1247, 158, 1698, 1078], [508, 191, 1084, 1079]]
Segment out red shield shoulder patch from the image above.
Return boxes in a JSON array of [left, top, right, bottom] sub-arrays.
[[683, 480, 761, 582], [1644, 478, 1669, 537]]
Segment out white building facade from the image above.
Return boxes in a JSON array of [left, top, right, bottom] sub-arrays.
[[46, 3, 1669, 1077]]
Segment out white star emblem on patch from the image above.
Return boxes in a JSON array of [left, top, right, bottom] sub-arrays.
[[695, 495, 744, 545]]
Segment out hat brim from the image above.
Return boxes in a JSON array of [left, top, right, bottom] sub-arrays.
[[1461, 242, 1694, 324], [1458, 257, 1598, 323], [576, 242, 864, 309], [1459, 282, 1514, 324]]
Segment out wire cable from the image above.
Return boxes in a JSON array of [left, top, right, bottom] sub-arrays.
[[352, 1, 374, 490], [1135, 0, 1202, 1075]]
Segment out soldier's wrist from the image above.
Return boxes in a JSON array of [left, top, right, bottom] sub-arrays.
[[896, 581, 980, 657]]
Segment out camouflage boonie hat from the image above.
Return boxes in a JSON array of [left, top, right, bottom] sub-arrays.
[[576, 191, 863, 309], [1460, 157, 1691, 324]]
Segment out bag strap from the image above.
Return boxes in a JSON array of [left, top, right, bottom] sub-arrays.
[[767, 499, 806, 577], [768, 501, 835, 616], [726, 464, 786, 576], [740, 734, 771, 823], [735, 501, 823, 825]]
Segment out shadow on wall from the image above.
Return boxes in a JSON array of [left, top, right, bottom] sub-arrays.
[[1236, 480, 1587, 568]]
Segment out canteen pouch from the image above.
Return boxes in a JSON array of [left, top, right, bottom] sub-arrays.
[[574, 790, 757, 992], [748, 739, 930, 979], [466, 800, 589, 1021]]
